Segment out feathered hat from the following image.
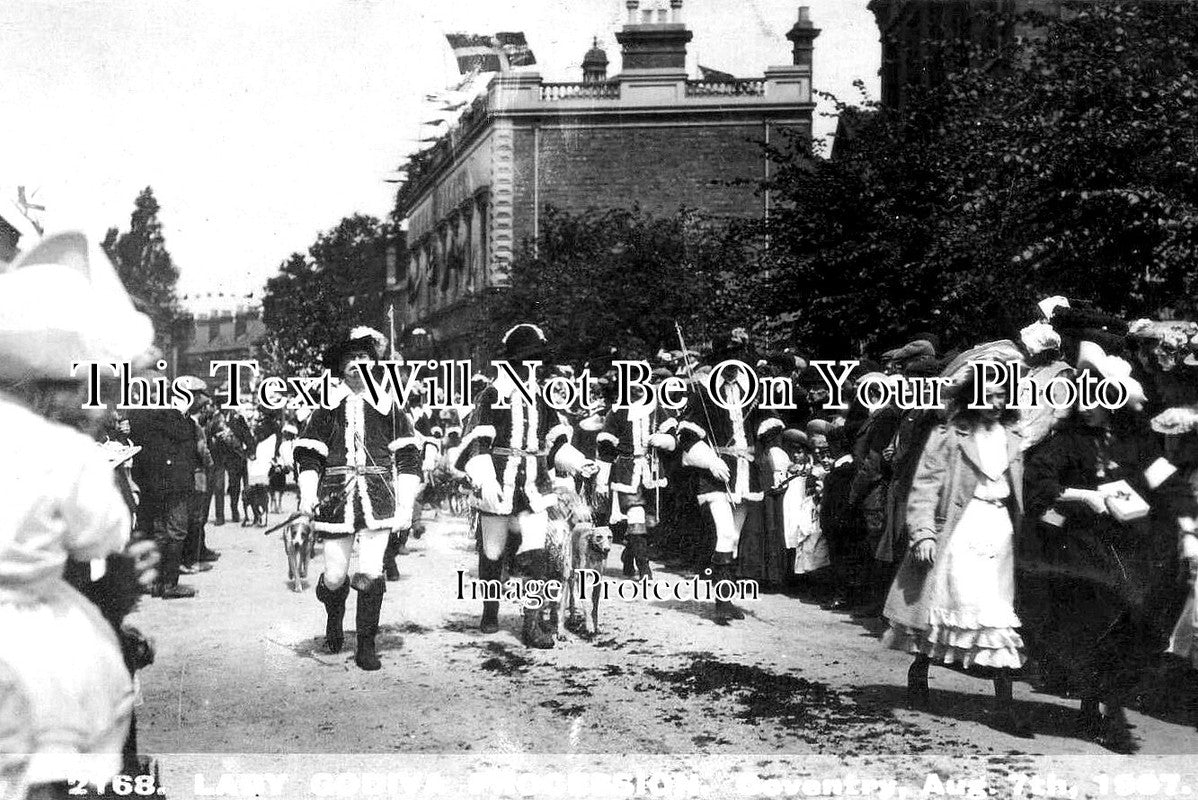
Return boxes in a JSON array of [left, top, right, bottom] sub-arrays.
[[324, 326, 388, 374]]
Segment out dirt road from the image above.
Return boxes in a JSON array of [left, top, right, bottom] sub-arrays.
[[127, 499, 1198, 799]]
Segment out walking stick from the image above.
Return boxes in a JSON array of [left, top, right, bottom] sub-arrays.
[[674, 322, 733, 500]]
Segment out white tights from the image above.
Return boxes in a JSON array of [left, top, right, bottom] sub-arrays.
[[322, 528, 389, 589]]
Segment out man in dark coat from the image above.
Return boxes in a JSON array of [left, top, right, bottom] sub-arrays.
[[210, 406, 253, 524], [129, 375, 211, 598]]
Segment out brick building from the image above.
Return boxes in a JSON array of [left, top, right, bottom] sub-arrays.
[[176, 295, 265, 392], [387, 0, 820, 361], [869, 0, 1065, 109]]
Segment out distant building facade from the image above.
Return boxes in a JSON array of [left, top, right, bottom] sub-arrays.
[[387, 0, 820, 361], [869, 0, 1065, 109], [176, 296, 265, 391]]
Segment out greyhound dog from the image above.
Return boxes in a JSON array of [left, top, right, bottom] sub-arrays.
[[560, 523, 613, 639], [544, 486, 611, 640]]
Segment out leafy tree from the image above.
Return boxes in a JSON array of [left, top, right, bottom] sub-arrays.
[[487, 206, 756, 364], [259, 214, 398, 376], [103, 187, 184, 352], [762, 3, 1198, 355]]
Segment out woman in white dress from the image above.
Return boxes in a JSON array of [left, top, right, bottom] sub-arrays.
[[882, 369, 1030, 736]]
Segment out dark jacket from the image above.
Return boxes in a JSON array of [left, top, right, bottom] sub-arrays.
[[129, 409, 203, 496]]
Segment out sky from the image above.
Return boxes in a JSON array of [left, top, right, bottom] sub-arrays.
[[0, 0, 880, 304]]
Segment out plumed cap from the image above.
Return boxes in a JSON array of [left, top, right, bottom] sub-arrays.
[[324, 326, 387, 373]]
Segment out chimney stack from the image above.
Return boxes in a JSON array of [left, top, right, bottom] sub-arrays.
[[786, 6, 820, 68], [617, 0, 692, 72]]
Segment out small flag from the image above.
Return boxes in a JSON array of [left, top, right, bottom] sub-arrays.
[[446, 33, 502, 74], [699, 65, 736, 82], [494, 31, 536, 68]]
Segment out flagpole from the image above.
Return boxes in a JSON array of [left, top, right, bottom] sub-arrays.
[[388, 303, 397, 359]]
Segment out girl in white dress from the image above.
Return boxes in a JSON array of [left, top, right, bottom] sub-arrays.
[[0, 232, 156, 794], [882, 372, 1030, 736]]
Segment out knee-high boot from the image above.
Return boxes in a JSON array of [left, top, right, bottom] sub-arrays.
[[709, 552, 741, 623], [316, 574, 350, 653], [353, 576, 386, 671], [514, 549, 554, 649], [383, 531, 402, 582], [479, 554, 502, 633], [629, 524, 653, 580]]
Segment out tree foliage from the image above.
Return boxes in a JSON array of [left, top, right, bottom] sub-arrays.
[[488, 206, 755, 363], [761, 3, 1198, 354], [259, 214, 398, 376], [102, 187, 184, 352]]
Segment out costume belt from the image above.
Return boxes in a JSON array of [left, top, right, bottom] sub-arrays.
[[716, 446, 754, 460], [491, 446, 548, 458], [326, 465, 390, 476], [973, 496, 1009, 507]]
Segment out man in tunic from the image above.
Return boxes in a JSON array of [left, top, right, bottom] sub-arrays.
[[294, 327, 422, 671]]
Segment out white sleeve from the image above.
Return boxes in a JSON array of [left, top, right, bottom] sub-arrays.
[[63, 454, 131, 562]]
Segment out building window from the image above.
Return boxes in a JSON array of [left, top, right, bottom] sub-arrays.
[[208, 319, 220, 343], [234, 315, 247, 338]]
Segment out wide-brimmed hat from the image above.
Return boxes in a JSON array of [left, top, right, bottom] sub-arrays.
[[706, 327, 753, 365], [502, 323, 549, 362], [324, 326, 387, 374], [1077, 341, 1147, 411], [881, 339, 936, 363], [0, 231, 154, 381]]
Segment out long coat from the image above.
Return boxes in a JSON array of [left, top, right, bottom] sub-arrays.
[[129, 408, 205, 497], [884, 421, 1024, 632]]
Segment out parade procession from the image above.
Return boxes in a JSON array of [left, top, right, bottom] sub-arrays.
[[3, 1, 1198, 799]]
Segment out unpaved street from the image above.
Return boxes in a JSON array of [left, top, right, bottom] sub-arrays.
[[128, 500, 1198, 798]]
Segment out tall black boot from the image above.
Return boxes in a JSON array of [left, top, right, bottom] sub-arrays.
[[992, 669, 1033, 738], [710, 553, 737, 624], [514, 550, 554, 649], [629, 524, 653, 580], [316, 574, 350, 653], [159, 541, 196, 599], [353, 576, 386, 671], [478, 554, 502, 634], [383, 531, 402, 582], [615, 521, 635, 577]]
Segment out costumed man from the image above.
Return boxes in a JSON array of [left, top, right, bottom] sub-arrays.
[[454, 323, 597, 648], [381, 371, 429, 581], [598, 361, 675, 580], [294, 327, 422, 671], [662, 329, 779, 623]]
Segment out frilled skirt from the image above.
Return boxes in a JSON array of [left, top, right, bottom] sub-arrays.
[[0, 582, 133, 787], [883, 498, 1025, 669]]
